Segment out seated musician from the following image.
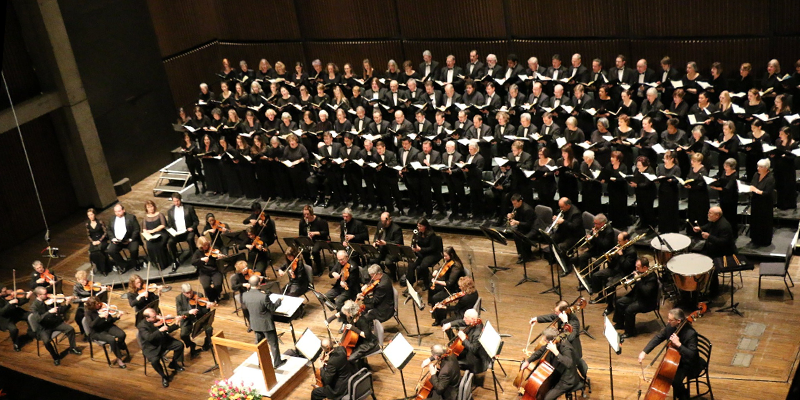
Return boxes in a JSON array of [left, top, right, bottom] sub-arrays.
[[358, 264, 394, 323], [637, 308, 704, 400], [326, 300, 378, 364], [530, 300, 587, 380], [30, 260, 60, 292], [551, 197, 584, 276], [30, 287, 81, 365], [0, 286, 34, 352], [590, 232, 637, 309], [278, 247, 310, 297], [192, 236, 225, 303], [84, 296, 128, 369], [418, 344, 461, 400], [692, 207, 735, 296], [127, 274, 161, 318], [73, 270, 108, 338], [341, 208, 369, 262], [242, 201, 277, 248], [506, 194, 536, 264], [325, 251, 361, 324], [371, 212, 404, 278], [311, 337, 356, 400], [241, 276, 284, 368], [406, 218, 443, 291], [230, 260, 253, 306], [137, 308, 185, 388], [431, 276, 479, 327], [300, 205, 330, 276], [519, 327, 581, 400], [238, 226, 270, 275], [428, 246, 465, 308], [201, 213, 231, 251], [106, 204, 141, 273], [166, 193, 200, 272], [175, 283, 214, 358], [441, 309, 490, 386], [570, 214, 614, 283], [614, 257, 659, 338]]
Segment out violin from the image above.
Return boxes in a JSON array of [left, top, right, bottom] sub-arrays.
[[156, 314, 177, 326], [430, 291, 465, 313], [83, 281, 108, 292], [242, 267, 262, 280], [44, 294, 69, 305], [205, 248, 223, 258], [360, 278, 380, 298], [430, 260, 455, 290], [5, 269, 27, 300], [40, 269, 56, 282], [210, 219, 227, 232], [137, 283, 161, 294], [252, 237, 266, 251], [100, 302, 119, 317], [287, 255, 301, 279], [188, 293, 215, 307]]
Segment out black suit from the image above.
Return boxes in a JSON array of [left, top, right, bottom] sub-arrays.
[[175, 292, 213, 351], [526, 339, 580, 400], [374, 150, 403, 212], [513, 202, 536, 260], [442, 151, 466, 216], [643, 323, 702, 400], [241, 287, 283, 367], [463, 152, 485, 216], [438, 66, 464, 86], [372, 221, 404, 277], [614, 272, 659, 336], [106, 213, 141, 272], [137, 317, 184, 379], [429, 353, 461, 400], [408, 232, 443, 287], [417, 150, 447, 215], [592, 245, 637, 294], [419, 61, 441, 80], [339, 144, 363, 204], [484, 64, 503, 80], [0, 296, 31, 347], [700, 217, 735, 258], [363, 273, 394, 323], [567, 65, 590, 84], [166, 203, 199, 262], [398, 146, 422, 210], [465, 61, 486, 80], [311, 346, 355, 400]]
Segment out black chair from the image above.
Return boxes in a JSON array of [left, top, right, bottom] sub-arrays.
[[28, 313, 66, 358], [342, 367, 377, 400], [137, 335, 169, 377], [457, 370, 474, 400], [757, 228, 797, 300], [363, 319, 394, 373], [82, 316, 111, 366], [685, 333, 714, 400]]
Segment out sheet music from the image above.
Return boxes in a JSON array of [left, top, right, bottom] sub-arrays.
[[405, 281, 423, 309], [384, 333, 416, 369], [479, 320, 502, 359], [270, 294, 304, 317], [604, 316, 621, 354], [166, 228, 186, 237], [295, 328, 322, 360]]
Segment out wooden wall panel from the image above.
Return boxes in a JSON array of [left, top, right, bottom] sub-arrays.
[[303, 41, 403, 77], [771, 0, 800, 35], [628, 0, 768, 38], [402, 41, 509, 69], [1, 2, 42, 110], [214, 0, 301, 41], [163, 42, 221, 112], [146, 0, 218, 57], [396, 0, 506, 39], [0, 116, 78, 253], [218, 42, 306, 73], [508, 0, 628, 38], [295, 0, 399, 40], [770, 37, 800, 78], [630, 39, 771, 80], [511, 40, 629, 73]]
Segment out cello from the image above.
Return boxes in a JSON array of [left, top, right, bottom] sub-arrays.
[[642, 304, 706, 400], [517, 331, 571, 400]]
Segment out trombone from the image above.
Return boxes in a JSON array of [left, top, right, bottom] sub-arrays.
[[544, 210, 564, 234], [567, 222, 609, 257], [593, 264, 663, 302], [577, 233, 645, 277]]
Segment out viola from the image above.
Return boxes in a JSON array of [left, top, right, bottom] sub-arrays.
[[205, 248, 223, 258], [137, 283, 161, 294], [83, 281, 107, 292], [430, 260, 455, 290], [288, 256, 301, 279], [430, 291, 465, 313], [156, 314, 177, 326], [3, 289, 26, 301], [242, 268, 262, 280], [210, 219, 227, 232]]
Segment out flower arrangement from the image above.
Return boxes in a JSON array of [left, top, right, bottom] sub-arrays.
[[208, 379, 262, 400]]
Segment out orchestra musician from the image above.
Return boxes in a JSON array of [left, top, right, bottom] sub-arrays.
[[358, 264, 394, 323], [441, 309, 490, 385], [73, 270, 108, 338], [326, 251, 361, 322], [84, 296, 128, 369], [418, 343, 461, 400], [30, 287, 81, 365], [137, 308, 185, 388], [428, 246, 465, 308], [175, 284, 214, 358], [613, 257, 659, 338], [30, 260, 59, 292], [241, 276, 285, 368], [431, 276, 479, 327], [530, 300, 588, 379], [311, 338, 355, 400], [192, 236, 225, 303], [127, 274, 161, 317], [243, 201, 277, 247], [238, 226, 270, 275], [300, 205, 330, 276], [278, 247, 310, 297], [371, 212, 404, 278], [570, 214, 615, 276], [326, 300, 378, 364], [406, 218, 443, 291], [590, 232, 638, 309], [0, 286, 34, 352], [550, 197, 584, 276], [637, 308, 703, 400], [507, 193, 536, 264], [340, 207, 369, 249], [519, 327, 581, 400]]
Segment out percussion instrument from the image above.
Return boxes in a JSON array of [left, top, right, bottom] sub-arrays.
[[667, 253, 713, 292], [650, 233, 691, 265]]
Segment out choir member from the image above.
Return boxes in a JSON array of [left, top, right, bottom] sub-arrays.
[[730, 63, 755, 96], [386, 59, 402, 82], [400, 60, 420, 84], [556, 145, 580, 207], [442, 140, 467, 220], [588, 117, 612, 166], [656, 150, 682, 233], [217, 81, 234, 115], [222, 108, 242, 145], [681, 61, 704, 105], [256, 59, 276, 82], [612, 114, 635, 170], [714, 121, 740, 175], [707, 62, 727, 98], [635, 116, 659, 165], [106, 204, 141, 273], [180, 133, 205, 194], [743, 88, 767, 125], [685, 153, 710, 231], [323, 62, 341, 88], [772, 127, 798, 210], [759, 59, 782, 107], [219, 58, 236, 82], [667, 89, 690, 131], [710, 158, 740, 235], [233, 82, 248, 118], [282, 133, 311, 200], [462, 140, 485, 218], [601, 150, 630, 228], [217, 136, 242, 198], [630, 156, 657, 228], [374, 140, 404, 214], [579, 150, 603, 215], [531, 147, 557, 211], [749, 159, 775, 246], [618, 89, 638, 121]]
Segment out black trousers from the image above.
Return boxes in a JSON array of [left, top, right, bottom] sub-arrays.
[[199, 271, 223, 303], [613, 296, 652, 335], [325, 286, 351, 322], [255, 330, 282, 367], [106, 240, 140, 272], [41, 323, 77, 360], [343, 167, 363, 204], [1, 310, 31, 344], [167, 231, 197, 262], [92, 326, 128, 359], [149, 338, 185, 379], [90, 245, 111, 275], [407, 255, 441, 287], [180, 322, 213, 351], [303, 242, 326, 275], [445, 175, 466, 216]]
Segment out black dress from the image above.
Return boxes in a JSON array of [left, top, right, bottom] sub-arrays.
[[715, 134, 739, 174], [219, 144, 243, 197], [612, 127, 635, 167], [142, 213, 171, 270], [579, 161, 603, 215], [656, 164, 681, 233], [603, 162, 630, 228], [200, 143, 225, 194], [86, 219, 110, 275], [531, 159, 557, 211], [713, 170, 739, 235], [633, 166, 657, 228], [749, 172, 775, 246], [686, 166, 710, 232], [235, 147, 259, 198], [742, 132, 770, 181], [181, 141, 204, 192], [556, 158, 580, 206], [773, 141, 798, 210]]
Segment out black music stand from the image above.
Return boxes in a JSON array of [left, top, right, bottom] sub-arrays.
[[387, 244, 416, 283], [193, 309, 218, 373], [384, 333, 416, 400], [404, 281, 431, 346], [508, 228, 540, 286], [603, 315, 622, 400], [538, 230, 564, 300], [714, 255, 751, 317], [479, 226, 510, 274], [350, 243, 379, 262]]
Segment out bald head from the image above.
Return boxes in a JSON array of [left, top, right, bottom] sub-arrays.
[[708, 206, 722, 222]]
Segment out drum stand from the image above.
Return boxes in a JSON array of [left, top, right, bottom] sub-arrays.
[[716, 271, 743, 316]]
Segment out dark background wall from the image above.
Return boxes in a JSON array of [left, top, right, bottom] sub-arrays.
[[148, 0, 800, 113]]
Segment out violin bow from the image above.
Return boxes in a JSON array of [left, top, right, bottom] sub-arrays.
[[523, 323, 535, 356]]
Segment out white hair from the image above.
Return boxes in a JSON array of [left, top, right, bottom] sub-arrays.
[[528, 57, 538, 64], [423, 50, 432, 57], [468, 139, 479, 150], [757, 159, 770, 169], [200, 83, 208, 89], [520, 113, 531, 122], [584, 150, 595, 160], [342, 208, 353, 217], [487, 54, 497, 62], [319, 110, 328, 118], [281, 112, 291, 120], [368, 264, 382, 275], [566, 116, 578, 127], [181, 283, 192, 293], [646, 87, 658, 96]]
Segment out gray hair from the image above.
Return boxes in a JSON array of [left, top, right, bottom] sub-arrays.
[[583, 150, 595, 160], [566, 116, 577, 127], [312, 59, 321, 66], [724, 158, 737, 169], [281, 112, 291, 120], [342, 300, 360, 316], [200, 83, 208, 90], [181, 283, 192, 293], [32, 260, 43, 268], [757, 158, 770, 169], [528, 56, 539, 64], [342, 208, 353, 217], [468, 139, 479, 150], [422, 50, 432, 57], [646, 87, 658, 97], [239, 60, 248, 67], [594, 213, 608, 224], [597, 117, 610, 129], [318, 110, 328, 118], [431, 344, 445, 357], [520, 113, 531, 122], [248, 276, 261, 287], [368, 264, 382, 275]]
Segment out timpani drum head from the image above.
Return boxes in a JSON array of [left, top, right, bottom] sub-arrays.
[[650, 233, 692, 252], [667, 253, 714, 292]]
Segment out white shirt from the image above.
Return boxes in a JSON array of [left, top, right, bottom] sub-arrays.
[[467, 154, 474, 164], [114, 216, 127, 241], [505, 68, 513, 79], [638, 73, 645, 84], [425, 64, 431, 76], [571, 67, 577, 78], [552, 69, 558, 79], [402, 151, 408, 165], [446, 153, 454, 167], [446, 69, 453, 83], [174, 205, 186, 232], [617, 69, 624, 82], [662, 70, 669, 83], [469, 64, 475, 74]]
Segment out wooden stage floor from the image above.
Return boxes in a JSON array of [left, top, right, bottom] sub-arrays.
[[0, 171, 797, 400]]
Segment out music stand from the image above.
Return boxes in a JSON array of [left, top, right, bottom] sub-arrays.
[[508, 228, 540, 286], [486, 278, 510, 338], [479, 321, 505, 400], [384, 333, 417, 400], [603, 316, 622, 400], [404, 281, 431, 346], [295, 328, 323, 381], [479, 226, 510, 273], [350, 243, 379, 262], [192, 309, 218, 373], [538, 230, 564, 300]]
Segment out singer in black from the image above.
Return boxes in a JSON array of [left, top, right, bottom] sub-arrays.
[[407, 218, 443, 290], [638, 308, 702, 400], [300, 205, 330, 276], [749, 159, 775, 247], [614, 258, 659, 338], [601, 151, 630, 228], [656, 151, 682, 233], [630, 156, 657, 228]]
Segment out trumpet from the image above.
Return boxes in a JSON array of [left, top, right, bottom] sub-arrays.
[[578, 233, 645, 276], [567, 222, 610, 257], [593, 264, 663, 302], [545, 211, 564, 234]]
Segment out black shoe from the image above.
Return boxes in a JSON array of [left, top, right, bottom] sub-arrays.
[[162, 377, 170, 388], [515, 257, 524, 264], [134, 264, 142, 272], [53, 358, 61, 366], [70, 347, 82, 355], [171, 262, 179, 273], [202, 341, 212, 351], [559, 269, 572, 278], [169, 362, 185, 372], [190, 348, 201, 359], [323, 199, 331, 208], [13, 343, 20, 352], [274, 359, 287, 369], [620, 333, 635, 340], [613, 324, 624, 330], [313, 199, 324, 207], [432, 321, 442, 327]]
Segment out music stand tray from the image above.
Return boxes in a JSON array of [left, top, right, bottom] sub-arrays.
[[479, 226, 510, 274]]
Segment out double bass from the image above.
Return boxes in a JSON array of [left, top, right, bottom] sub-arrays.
[[642, 305, 706, 400]]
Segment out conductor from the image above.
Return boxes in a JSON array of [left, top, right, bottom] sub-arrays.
[[241, 276, 285, 368]]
